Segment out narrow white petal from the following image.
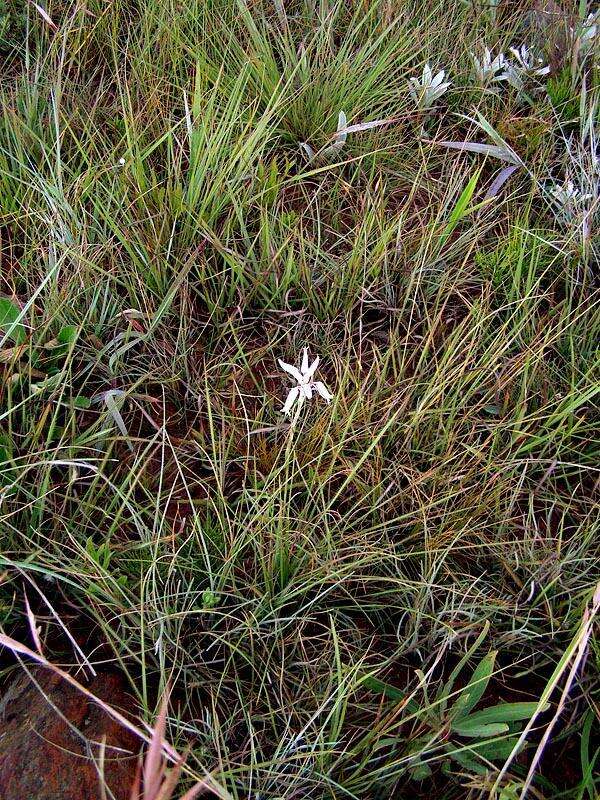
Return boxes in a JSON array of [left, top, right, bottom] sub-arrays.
[[304, 355, 320, 382], [301, 347, 309, 374], [278, 359, 303, 383], [304, 384, 313, 400], [314, 381, 333, 402], [282, 387, 300, 415]]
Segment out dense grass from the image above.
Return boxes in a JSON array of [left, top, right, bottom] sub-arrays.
[[1, 1, 599, 798]]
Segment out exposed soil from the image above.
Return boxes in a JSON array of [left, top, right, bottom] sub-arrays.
[[0, 666, 139, 800]]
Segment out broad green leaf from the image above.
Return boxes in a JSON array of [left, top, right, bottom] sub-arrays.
[[86, 537, 97, 557], [0, 298, 26, 344], [362, 676, 420, 714], [440, 621, 490, 711], [455, 702, 548, 728], [409, 761, 432, 780], [73, 396, 91, 409], [57, 325, 79, 344], [445, 745, 488, 775], [446, 734, 523, 775], [483, 404, 502, 416], [452, 651, 496, 720], [476, 737, 522, 762], [362, 675, 404, 700], [45, 325, 80, 350], [452, 720, 509, 738], [498, 785, 524, 800]]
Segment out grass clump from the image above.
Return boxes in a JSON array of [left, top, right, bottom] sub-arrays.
[[0, 1, 599, 799]]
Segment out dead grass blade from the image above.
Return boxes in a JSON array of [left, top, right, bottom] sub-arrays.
[[29, 0, 57, 30]]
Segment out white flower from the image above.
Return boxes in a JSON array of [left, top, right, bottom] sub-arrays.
[[408, 63, 450, 110], [278, 348, 333, 416], [507, 44, 549, 76], [547, 179, 593, 224], [548, 179, 592, 206], [118, 157, 126, 166], [471, 47, 506, 85]]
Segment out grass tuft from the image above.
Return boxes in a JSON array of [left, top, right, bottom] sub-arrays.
[[1, 1, 599, 798]]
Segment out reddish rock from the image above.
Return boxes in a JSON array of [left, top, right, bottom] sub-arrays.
[[0, 667, 140, 800]]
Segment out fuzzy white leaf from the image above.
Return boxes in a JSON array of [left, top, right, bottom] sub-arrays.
[[438, 140, 521, 165], [300, 142, 315, 161]]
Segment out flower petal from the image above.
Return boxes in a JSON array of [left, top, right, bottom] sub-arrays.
[[282, 387, 299, 415], [301, 348, 309, 374], [304, 356, 320, 382], [314, 381, 333, 402], [304, 384, 313, 400], [278, 359, 303, 384]]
